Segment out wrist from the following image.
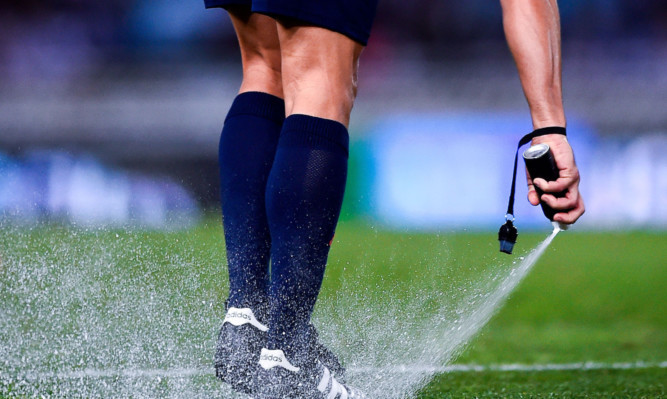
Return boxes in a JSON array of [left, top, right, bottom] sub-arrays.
[[531, 115, 566, 130], [531, 132, 568, 146], [528, 93, 566, 129]]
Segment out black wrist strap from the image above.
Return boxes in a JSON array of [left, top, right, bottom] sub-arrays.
[[505, 126, 567, 220]]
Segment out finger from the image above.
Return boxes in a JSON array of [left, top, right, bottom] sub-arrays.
[[527, 188, 540, 206], [540, 189, 580, 211], [553, 197, 585, 225], [533, 175, 579, 194], [525, 168, 540, 206]]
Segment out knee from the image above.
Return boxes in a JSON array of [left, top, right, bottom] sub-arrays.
[[279, 27, 364, 124], [241, 46, 282, 94], [232, 13, 283, 96], [286, 59, 356, 100], [283, 43, 359, 98]]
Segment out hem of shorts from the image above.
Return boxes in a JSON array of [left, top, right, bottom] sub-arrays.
[[204, 0, 250, 9], [252, 6, 370, 46]]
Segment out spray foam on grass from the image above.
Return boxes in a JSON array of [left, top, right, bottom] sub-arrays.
[[0, 223, 560, 398], [320, 223, 562, 398]]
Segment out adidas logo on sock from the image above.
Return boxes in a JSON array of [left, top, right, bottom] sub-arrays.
[[223, 307, 269, 332], [259, 349, 300, 372]]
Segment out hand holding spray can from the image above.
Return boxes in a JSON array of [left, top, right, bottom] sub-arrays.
[[498, 143, 564, 254], [522, 144, 564, 221], [498, 127, 568, 254]]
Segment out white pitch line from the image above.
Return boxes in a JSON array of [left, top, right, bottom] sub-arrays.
[[354, 361, 667, 374], [16, 361, 667, 380]]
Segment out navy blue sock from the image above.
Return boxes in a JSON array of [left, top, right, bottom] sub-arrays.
[[219, 91, 285, 317], [265, 114, 349, 361]]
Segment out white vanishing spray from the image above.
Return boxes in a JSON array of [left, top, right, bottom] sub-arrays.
[[0, 223, 562, 399], [447, 222, 563, 362], [326, 223, 564, 399]]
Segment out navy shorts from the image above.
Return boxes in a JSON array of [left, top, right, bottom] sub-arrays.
[[204, 0, 378, 46]]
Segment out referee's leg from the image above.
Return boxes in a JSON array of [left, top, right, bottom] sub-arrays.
[[220, 6, 284, 313], [264, 24, 362, 358], [214, 7, 285, 393]]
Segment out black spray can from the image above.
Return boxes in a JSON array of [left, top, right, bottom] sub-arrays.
[[523, 144, 563, 220]]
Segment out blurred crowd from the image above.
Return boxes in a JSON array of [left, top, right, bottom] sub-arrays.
[[0, 150, 200, 228], [1, 1, 666, 229], [1, 0, 666, 81]]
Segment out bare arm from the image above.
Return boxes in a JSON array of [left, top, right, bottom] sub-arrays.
[[501, 0, 584, 224]]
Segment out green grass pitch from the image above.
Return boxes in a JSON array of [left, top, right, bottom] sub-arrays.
[[1, 217, 665, 398]]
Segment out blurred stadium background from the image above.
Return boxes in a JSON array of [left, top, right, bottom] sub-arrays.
[[1, 0, 666, 230], [1, 4, 666, 398]]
